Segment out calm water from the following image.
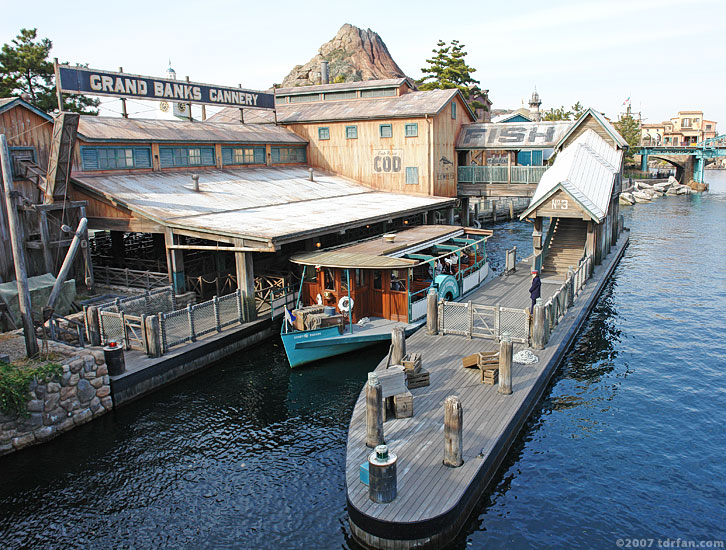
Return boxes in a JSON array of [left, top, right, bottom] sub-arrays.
[[2, 174, 725, 549]]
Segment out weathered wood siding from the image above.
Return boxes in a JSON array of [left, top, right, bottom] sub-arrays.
[[560, 114, 618, 150], [286, 117, 431, 196], [432, 94, 470, 197], [0, 105, 53, 171], [534, 188, 590, 219]]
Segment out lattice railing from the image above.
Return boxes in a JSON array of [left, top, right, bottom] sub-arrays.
[[542, 255, 593, 340]]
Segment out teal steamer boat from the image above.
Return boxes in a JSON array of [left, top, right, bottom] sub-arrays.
[[281, 225, 492, 368]]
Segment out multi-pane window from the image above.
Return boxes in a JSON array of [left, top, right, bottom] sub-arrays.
[[360, 88, 396, 98], [271, 147, 306, 164], [346, 125, 358, 139], [159, 146, 215, 168], [222, 146, 265, 165], [379, 124, 392, 138], [405, 123, 418, 137], [405, 167, 419, 185], [81, 147, 152, 171], [318, 127, 330, 140]]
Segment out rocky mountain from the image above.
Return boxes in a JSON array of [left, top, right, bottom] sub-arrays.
[[281, 24, 407, 88]]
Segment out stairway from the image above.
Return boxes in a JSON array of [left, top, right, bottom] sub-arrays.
[[542, 218, 587, 277]]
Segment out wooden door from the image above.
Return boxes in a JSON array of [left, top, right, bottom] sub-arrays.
[[371, 270, 384, 318]]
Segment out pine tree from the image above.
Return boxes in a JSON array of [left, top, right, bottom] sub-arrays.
[[418, 40, 486, 113], [614, 114, 641, 160], [0, 28, 99, 115]]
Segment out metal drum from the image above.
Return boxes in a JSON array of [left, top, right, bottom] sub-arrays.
[[368, 444, 397, 503], [103, 342, 126, 376]]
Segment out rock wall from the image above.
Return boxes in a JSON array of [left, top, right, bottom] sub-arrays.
[[0, 344, 112, 456], [281, 23, 406, 87]]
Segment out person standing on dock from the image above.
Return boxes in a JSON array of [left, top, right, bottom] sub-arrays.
[[529, 270, 541, 314]]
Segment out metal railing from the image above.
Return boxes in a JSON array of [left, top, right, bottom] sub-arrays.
[[458, 165, 548, 184], [159, 290, 245, 353], [94, 266, 169, 290], [542, 255, 593, 339]]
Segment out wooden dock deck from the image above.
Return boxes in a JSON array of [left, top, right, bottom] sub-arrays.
[[345, 232, 629, 549]]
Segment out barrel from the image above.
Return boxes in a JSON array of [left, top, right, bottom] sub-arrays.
[[368, 444, 397, 503], [103, 342, 126, 376], [323, 306, 336, 316]]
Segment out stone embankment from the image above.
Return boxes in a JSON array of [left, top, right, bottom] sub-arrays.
[[619, 176, 707, 205], [0, 337, 112, 456]]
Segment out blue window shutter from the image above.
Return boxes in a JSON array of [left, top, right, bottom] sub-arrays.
[[532, 150, 543, 166], [133, 148, 151, 168], [159, 148, 174, 168], [222, 148, 232, 165], [254, 147, 266, 164], [201, 147, 215, 166], [452, 102, 457, 119], [271, 147, 280, 163], [81, 148, 98, 171]]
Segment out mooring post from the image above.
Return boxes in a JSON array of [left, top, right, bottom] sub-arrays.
[[368, 444, 397, 503], [85, 305, 102, 347], [391, 326, 406, 365], [366, 372, 384, 448], [426, 288, 438, 335], [145, 315, 162, 358], [443, 395, 463, 467], [532, 298, 546, 350], [498, 333, 513, 395]]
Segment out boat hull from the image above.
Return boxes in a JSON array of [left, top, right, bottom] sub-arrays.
[[281, 326, 391, 368]]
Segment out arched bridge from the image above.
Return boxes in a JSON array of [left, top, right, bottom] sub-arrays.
[[638, 134, 726, 183]]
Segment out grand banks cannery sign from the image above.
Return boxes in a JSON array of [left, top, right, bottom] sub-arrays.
[[57, 65, 275, 109]]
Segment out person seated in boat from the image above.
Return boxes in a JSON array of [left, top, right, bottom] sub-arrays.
[[444, 256, 457, 274]]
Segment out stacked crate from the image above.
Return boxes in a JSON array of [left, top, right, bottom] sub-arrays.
[[401, 353, 430, 389], [462, 351, 499, 385]]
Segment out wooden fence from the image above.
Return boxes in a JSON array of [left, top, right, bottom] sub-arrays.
[[94, 266, 169, 290]]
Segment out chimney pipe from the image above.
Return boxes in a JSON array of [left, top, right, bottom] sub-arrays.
[[321, 61, 329, 85], [191, 174, 199, 192], [308, 168, 314, 181]]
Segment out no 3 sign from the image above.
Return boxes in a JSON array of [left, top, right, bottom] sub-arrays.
[[551, 199, 569, 209]]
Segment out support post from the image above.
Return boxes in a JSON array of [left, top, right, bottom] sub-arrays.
[[365, 372, 384, 448], [426, 288, 438, 335], [47, 217, 87, 311], [119, 67, 128, 118], [78, 205, 94, 292], [1, 135, 38, 357], [164, 229, 186, 294], [460, 197, 470, 227], [491, 199, 497, 222], [498, 333, 513, 395], [532, 298, 546, 350], [38, 210, 53, 274], [391, 326, 406, 365], [443, 395, 463, 467], [445, 206, 455, 225], [567, 267, 574, 307], [234, 245, 256, 321]]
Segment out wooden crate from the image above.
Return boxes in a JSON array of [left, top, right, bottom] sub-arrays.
[[401, 352, 422, 374], [462, 353, 480, 368], [407, 369, 430, 389], [394, 391, 413, 418], [482, 369, 498, 385]]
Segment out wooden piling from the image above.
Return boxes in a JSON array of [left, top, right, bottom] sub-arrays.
[[426, 289, 438, 335], [368, 444, 397, 503], [85, 305, 101, 347], [532, 298, 546, 350], [498, 334, 513, 395], [391, 326, 406, 365], [145, 314, 162, 358], [366, 373, 384, 448], [443, 395, 463, 467], [567, 267, 574, 307]]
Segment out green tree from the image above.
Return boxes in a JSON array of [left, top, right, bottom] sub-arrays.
[[543, 102, 586, 121], [0, 28, 99, 115], [418, 39, 487, 113], [614, 113, 641, 159]]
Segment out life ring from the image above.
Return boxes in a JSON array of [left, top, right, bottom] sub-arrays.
[[338, 296, 354, 312]]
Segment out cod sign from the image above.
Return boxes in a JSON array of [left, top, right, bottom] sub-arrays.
[[58, 65, 275, 109], [374, 150, 402, 173]]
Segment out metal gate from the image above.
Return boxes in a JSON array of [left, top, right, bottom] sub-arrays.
[[439, 301, 530, 343]]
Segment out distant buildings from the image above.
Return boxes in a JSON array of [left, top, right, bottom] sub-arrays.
[[641, 110, 718, 146]]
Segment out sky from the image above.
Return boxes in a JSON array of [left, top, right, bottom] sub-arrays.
[[2, 0, 724, 125]]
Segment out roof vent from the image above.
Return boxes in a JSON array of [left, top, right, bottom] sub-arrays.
[[191, 174, 199, 192], [321, 61, 329, 85]]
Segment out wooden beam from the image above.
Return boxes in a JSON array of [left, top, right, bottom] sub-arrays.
[[1, 135, 38, 357], [38, 210, 54, 273], [167, 244, 276, 253], [87, 216, 165, 234]]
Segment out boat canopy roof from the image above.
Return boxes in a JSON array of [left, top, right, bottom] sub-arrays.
[[290, 225, 491, 269]]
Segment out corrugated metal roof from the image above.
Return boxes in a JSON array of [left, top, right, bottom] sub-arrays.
[[555, 108, 629, 151], [77, 116, 307, 144], [275, 78, 412, 96], [521, 129, 623, 223], [456, 121, 572, 150], [72, 166, 454, 246], [210, 88, 475, 124]]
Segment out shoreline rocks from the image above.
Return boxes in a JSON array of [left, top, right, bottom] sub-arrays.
[[620, 175, 703, 206]]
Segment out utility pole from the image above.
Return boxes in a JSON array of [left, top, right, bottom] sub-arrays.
[[0, 135, 39, 357]]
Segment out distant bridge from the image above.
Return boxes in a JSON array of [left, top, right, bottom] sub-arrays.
[[638, 134, 726, 183]]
